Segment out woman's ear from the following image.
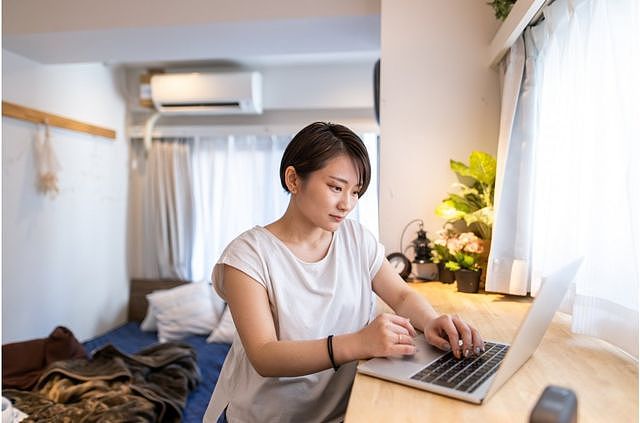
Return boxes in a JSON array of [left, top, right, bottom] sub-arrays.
[[284, 166, 299, 194]]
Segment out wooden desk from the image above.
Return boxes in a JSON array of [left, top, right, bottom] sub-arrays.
[[345, 282, 638, 422]]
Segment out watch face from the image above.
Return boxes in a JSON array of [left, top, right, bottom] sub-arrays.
[[387, 252, 411, 280]]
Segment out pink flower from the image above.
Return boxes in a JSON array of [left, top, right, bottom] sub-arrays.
[[458, 232, 476, 245], [464, 239, 484, 254], [447, 238, 463, 254], [440, 231, 486, 271]]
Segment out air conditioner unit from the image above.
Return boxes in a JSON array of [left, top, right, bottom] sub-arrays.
[[150, 71, 263, 115]]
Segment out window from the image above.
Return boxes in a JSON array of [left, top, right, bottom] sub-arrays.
[[190, 131, 380, 281]]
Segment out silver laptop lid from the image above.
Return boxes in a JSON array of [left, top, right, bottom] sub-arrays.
[[356, 258, 582, 404], [484, 258, 582, 400]]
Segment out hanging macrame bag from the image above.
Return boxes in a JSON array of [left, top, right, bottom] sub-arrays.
[[33, 124, 62, 196]]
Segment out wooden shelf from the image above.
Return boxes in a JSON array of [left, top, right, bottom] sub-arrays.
[[2, 101, 116, 140], [488, 0, 547, 67]]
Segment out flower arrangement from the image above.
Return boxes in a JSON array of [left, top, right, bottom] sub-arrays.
[[429, 224, 456, 264], [443, 232, 485, 272]]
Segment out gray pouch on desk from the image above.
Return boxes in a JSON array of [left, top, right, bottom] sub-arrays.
[[529, 385, 578, 423]]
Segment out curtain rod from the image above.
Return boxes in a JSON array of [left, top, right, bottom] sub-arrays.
[[487, 0, 550, 68], [128, 122, 380, 139]]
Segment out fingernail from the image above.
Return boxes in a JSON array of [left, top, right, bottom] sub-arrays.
[[475, 347, 481, 355], [464, 349, 470, 358], [442, 343, 451, 351]]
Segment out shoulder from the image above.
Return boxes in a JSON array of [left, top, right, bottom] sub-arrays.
[[237, 226, 268, 241], [225, 226, 273, 254], [338, 219, 376, 244], [338, 219, 385, 276], [215, 227, 275, 295], [337, 219, 381, 257]]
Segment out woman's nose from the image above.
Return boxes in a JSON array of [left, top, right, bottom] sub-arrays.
[[337, 193, 354, 211]]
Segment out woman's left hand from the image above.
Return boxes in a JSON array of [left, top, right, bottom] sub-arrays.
[[423, 314, 484, 359]]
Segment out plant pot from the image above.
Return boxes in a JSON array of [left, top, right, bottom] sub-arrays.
[[455, 269, 481, 293], [414, 262, 439, 281], [438, 263, 455, 284]]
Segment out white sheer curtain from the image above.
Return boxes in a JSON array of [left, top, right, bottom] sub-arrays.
[[130, 130, 381, 284], [129, 138, 195, 280], [190, 131, 381, 282], [190, 134, 292, 282], [486, 36, 534, 295], [490, 0, 639, 357]]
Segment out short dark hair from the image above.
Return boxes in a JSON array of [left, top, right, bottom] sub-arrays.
[[279, 122, 371, 197]]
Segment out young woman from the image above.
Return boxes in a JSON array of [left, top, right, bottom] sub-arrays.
[[204, 122, 484, 422]]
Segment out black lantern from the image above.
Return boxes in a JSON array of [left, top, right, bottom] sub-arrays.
[[412, 224, 431, 264], [389, 219, 437, 281]]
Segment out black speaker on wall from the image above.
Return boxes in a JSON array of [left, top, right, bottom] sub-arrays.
[[373, 59, 380, 124]]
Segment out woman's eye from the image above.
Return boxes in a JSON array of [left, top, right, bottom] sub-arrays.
[[329, 185, 342, 192]]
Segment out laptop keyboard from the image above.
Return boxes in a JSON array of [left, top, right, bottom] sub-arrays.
[[410, 342, 509, 393]]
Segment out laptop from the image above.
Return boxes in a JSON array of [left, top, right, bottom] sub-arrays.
[[357, 259, 582, 404]]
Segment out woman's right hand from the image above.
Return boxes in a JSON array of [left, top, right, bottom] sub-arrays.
[[358, 313, 417, 358]]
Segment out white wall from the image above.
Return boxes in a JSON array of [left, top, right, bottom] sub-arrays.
[[2, 49, 129, 343], [379, 0, 500, 253], [261, 62, 375, 110]]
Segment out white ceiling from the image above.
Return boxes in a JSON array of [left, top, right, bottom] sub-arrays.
[[2, 0, 381, 67]]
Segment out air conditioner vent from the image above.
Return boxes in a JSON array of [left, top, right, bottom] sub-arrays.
[[159, 102, 242, 108]]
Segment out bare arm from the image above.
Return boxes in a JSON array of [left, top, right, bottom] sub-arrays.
[[224, 265, 332, 376], [224, 256, 485, 377], [372, 259, 485, 358], [223, 264, 418, 377], [372, 259, 439, 331]]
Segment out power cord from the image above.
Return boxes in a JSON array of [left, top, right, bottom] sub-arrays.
[[399, 219, 424, 259]]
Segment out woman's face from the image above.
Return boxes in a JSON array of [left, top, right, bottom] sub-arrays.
[[292, 154, 361, 232]]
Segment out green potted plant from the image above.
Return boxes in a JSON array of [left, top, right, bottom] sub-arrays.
[[435, 151, 496, 241], [444, 232, 485, 293], [487, 0, 517, 20], [429, 224, 457, 284]]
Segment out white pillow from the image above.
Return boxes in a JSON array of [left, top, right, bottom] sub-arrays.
[[140, 305, 158, 331], [206, 306, 236, 344], [140, 284, 210, 332], [143, 282, 225, 342]]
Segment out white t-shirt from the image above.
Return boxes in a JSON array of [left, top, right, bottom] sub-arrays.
[[203, 219, 385, 423]]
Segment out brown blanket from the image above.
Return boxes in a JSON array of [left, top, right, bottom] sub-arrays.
[[2, 326, 88, 390], [3, 342, 200, 422]]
